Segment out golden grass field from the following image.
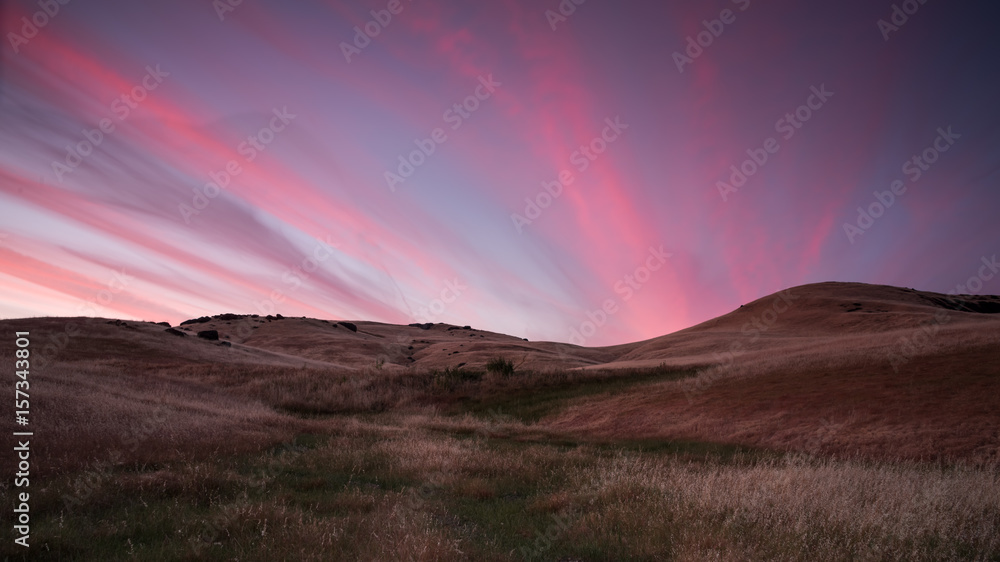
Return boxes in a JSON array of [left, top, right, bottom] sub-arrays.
[[2, 282, 999, 560]]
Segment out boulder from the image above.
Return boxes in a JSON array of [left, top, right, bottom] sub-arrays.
[[197, 330, 219, 341]]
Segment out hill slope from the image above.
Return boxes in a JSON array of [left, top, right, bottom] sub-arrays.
[[540, 282, 1000, 462], [5, 281, 999, 464]]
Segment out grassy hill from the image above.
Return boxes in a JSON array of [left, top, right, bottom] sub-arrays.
[[2, 282, 998, 560]]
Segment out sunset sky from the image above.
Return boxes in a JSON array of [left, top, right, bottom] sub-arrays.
[[1, 0, 998, 345]]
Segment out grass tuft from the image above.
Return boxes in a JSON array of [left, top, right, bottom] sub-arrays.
[[485, 356, 516, 378]]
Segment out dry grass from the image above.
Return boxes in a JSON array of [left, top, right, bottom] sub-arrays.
[[545, 322, 1000, 464], [3, 284, 999, 559], [139, 361, 694, 421], [570, 453, 1000, 561], [3, 361, 299, 476], [4, 387, 999, 560]]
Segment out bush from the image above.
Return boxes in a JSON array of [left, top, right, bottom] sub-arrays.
[[485, 356, 516, 378], [431, 367, 482, 390]]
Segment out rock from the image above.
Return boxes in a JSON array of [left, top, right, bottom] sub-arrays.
[[275, 314, 284, 320], [180, 316, 211, 326], [409, 323, 433, 330], [339, 322, 357, 332], [218, 341, 232, 347], [164, 328, 186, 337], [156, 322, 171, 327], [197, 330, 219, 340]]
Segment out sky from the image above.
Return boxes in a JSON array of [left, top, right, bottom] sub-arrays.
[[1, 0, 998, 346]]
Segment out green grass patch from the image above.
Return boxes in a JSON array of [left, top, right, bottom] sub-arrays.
[[454, 366, 697, 423]]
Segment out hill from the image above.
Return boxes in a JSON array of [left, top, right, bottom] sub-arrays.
[[3, 281, 999, 560], [9, 280, 1000, 464], [541, 282, 1000, 463]]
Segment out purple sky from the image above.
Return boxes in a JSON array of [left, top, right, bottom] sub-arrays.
[[1, 0, 998, 345]]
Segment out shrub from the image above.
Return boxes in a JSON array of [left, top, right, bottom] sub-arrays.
[[431, 367, 482, 390], [485, 356, 516, 378]]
